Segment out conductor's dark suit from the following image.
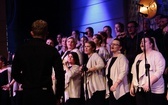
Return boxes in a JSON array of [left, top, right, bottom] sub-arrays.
[[12, 38, 64, 105]]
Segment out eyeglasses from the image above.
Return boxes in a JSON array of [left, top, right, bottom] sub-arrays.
[[111, 43, 120, 46]]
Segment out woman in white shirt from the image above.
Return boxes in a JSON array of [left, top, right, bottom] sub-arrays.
[[64, 52, 82, 105], [105, 38, 131, 105], [84, 41, 106, 105], [130, 36, 166, 105]]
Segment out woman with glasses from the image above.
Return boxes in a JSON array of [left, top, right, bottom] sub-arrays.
[[105, 38, 131, 105]]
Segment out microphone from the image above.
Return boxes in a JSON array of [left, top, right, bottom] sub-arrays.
[[79, 32, 88, 35], [138, 12, 148, 17], [136, 2, 144, 7]]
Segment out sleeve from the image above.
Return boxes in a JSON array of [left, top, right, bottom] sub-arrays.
[[153, 52, 165, 79], [94, 54, 105, 70], [130, 54, 139, 86], [66, 65, 80, 79], [65, 65, 80, 86], [53, 49, 65, 100]]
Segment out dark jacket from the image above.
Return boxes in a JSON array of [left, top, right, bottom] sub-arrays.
[[12, 38, 64, 99]]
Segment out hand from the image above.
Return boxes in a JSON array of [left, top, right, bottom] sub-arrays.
[[63, 63, 69, 71], [87, 67, 96, 72], [87, 68, 91, 72], [130, 86, 135, 97], [18, 84, 23, 91], [142, 83, 150, 92], [1, 84, 10, 90], [62, 60, 68, 65], [110, 83, 117, 92], [56, 99, 61, 105], [79, 66, 83, 71], [56, 98, 63, 105]]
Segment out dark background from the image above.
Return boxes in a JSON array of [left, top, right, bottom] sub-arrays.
[[1, 0, 168, 58], [6, 0, 72, 52]]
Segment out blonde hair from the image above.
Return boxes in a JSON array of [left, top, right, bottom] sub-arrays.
[[67, 36, 77, 45]]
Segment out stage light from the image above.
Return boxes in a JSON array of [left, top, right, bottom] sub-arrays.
[[139, 0, 157, 18]]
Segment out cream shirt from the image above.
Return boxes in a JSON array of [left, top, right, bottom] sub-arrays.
[[106, 54, 129, 99], [85, 53, 105, 99], [131, 50, 165, 94], [64, 65, 81, 102]]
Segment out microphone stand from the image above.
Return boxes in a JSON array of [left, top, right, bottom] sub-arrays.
[[139, 11, 151, 105], [81, 32, 89, 102], [136, 2, 151, 104]]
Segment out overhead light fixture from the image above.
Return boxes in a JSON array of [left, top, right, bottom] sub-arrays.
[[139, 0, 157, 18]]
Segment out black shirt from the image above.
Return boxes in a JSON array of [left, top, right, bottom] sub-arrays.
[[107, 57, 117, 88], [12, 38, 64, 99]]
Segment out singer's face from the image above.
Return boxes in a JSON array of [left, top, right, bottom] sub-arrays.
[[68, 54, 75, 64], [92, 36, 99, 45], [71, 31, 77, 38], [84, 43, 94, 55], [115, 24, 121, 33], [103, 27, 111, 37], [140, 38, 153, 52], [155, 15, 161, 27], [160, 18, 168, 29], [110, 40, 121, 53], [62, 38, 67, 47], [57, 34, 62, 42], [142, 20, 150, 31], [127, 23, 136, 35], [67, 38, 76, 50]]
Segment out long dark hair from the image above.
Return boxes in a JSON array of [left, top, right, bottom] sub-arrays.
[[86, 27, 94, 37], [115, 22, 124, 32], [68, 52, 80, 65], [103, 25, 112, 38]]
